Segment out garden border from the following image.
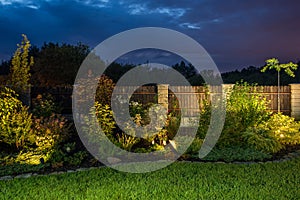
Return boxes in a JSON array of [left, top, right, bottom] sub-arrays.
[[1, 148, 300, 181]]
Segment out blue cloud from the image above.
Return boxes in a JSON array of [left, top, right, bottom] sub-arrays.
[[0, 0, 300, 72]]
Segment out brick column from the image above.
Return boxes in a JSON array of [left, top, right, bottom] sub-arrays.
[[157, 84, 169, 110], [289, 84, 300, 120]]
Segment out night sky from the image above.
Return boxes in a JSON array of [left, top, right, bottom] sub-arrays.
[[0, 0, 300, 72]]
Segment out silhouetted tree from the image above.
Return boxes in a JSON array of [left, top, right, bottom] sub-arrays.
[[172, 61, 197, 79], [31, 42, 89, 86]]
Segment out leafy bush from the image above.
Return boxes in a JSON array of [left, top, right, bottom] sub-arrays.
[[31, 114, 71, 152], [185, 138, 203, 156], [96, 75, 115, 105], [165, 113, 181, 139], [115, 132, 140, 151], [31, 93, 61, 118], [241, 126, 282, 153], [242, 113, 300, 153], [0, 87, 32, 149], [197, 87, 211, 139], [94, 102, 116, 137], [129, 101, 150, 124], [64, 151, 87, 166], [85, 101, 174, 152], [266, 113, 300, 146], [202, 146, 272, 162], [83, 102, 118, 155], [220, 82, 271, 147], [48, 147, 87, 166]]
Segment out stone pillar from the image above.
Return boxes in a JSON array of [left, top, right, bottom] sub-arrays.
[[289, 84, 300, 120], [222, 84, 234, 94], [157, 84, 169, 110]]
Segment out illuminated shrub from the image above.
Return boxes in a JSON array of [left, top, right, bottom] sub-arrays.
[[266, 113, 300, 146], [242, 113, 300, 153], [0, 87, 32, 149], [219, 81, 271, 147], [31, 114, 71, 152]]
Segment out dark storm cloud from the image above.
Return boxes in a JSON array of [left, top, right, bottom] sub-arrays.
[[0, 0, 299, 71], [140, 0, 300, 70]]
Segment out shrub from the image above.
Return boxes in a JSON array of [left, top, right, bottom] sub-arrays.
[[241, 125, 282, 153], [96, 75, 115, 105], [197, 87, 211, 139], [115, 132, 140, 151], [185, 138, 203, 156], [8, 34, 33, 93], [266, 113, 300, 146], [219, 82, 272, 147], [0, 87, 32, 149], [94, 102, 116, 137], [203, 146, 272, 162], [241, 113, 300, 153], [198, 81, 300, 155], [194, 82, 300, 159], [31, 114, 71, 152], [83, 102, 117, 154], [165, 113, 181, 139], [129, 101, 149, 124], [31, 93, 61, 118], [48, 147, 87, 166], [64, 151, 87, 166], [85, 101, 174, 152]]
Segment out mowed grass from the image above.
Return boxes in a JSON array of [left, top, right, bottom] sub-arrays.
[[1, 159, 300, 200]]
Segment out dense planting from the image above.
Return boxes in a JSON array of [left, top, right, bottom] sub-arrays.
[[1, 76, 300, 176]]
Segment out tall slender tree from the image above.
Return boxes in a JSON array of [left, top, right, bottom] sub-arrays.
[[9, 34, 34, 92], [261, 58, 298, 112]]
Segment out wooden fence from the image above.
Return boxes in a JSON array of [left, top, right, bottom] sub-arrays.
[[128, 85, 292, 116], [21, 84, 300, 119]]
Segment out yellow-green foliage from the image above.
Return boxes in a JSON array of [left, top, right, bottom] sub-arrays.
[[219, 82, 272, 147], [9, 34, 34, 92], [83, 102, 116, 147], [242, 113, 300, 153], [263, 113, 300, 146], [31, 114, 70, 152], [31, 93, 61, 118], [261, 58, 298, 77], [0, 87, 32, 149], [242, 126, 282, 153], [95, 102, 116, 135]]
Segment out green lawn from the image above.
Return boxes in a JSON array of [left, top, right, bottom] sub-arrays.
[[1, 159, 299, 200]]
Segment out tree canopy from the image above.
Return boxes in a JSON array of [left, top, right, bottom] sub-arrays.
[[1, 40, 300, 86], [31, 42, 89, 86]]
